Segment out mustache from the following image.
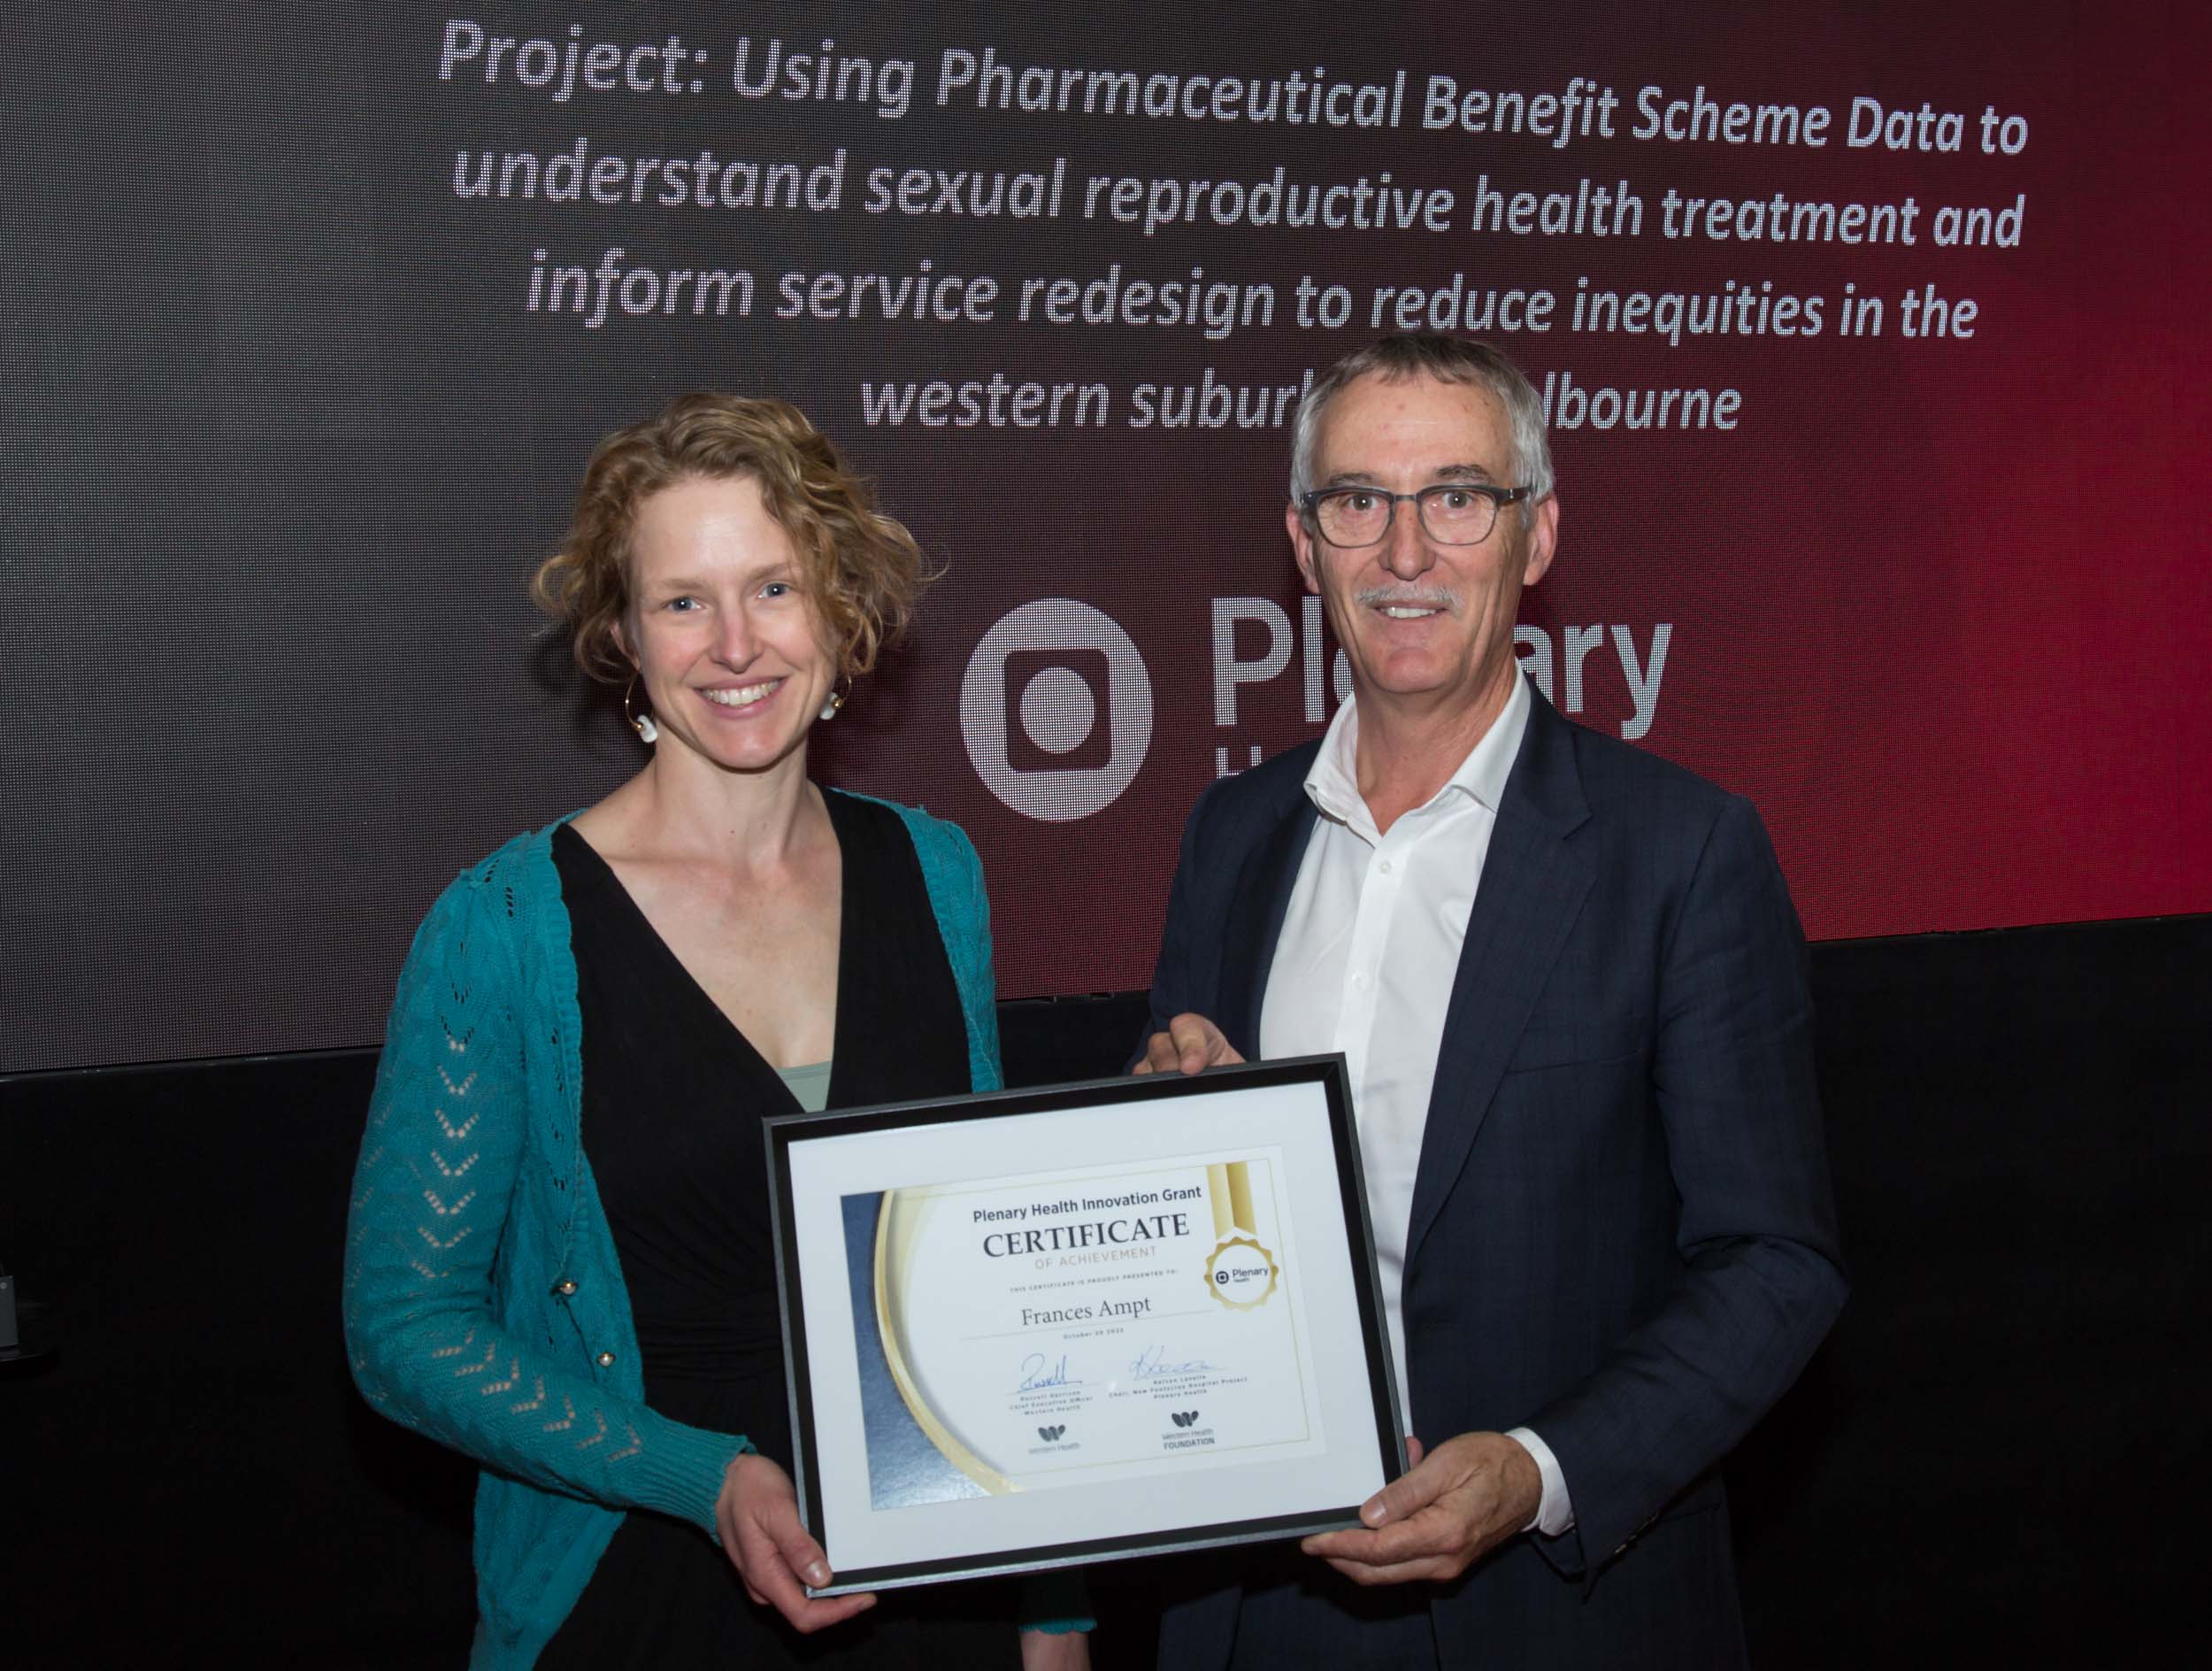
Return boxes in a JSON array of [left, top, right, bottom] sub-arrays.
[[1352, 584, 1461, 614]]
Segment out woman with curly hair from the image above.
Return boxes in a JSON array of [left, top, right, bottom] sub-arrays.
[[344, 394, 1085, 1669]]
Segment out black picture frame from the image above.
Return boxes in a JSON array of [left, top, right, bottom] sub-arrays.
[[764, 1054, 1407, 1594]]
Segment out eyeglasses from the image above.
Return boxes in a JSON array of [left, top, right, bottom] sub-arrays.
[[1298, 482, 1531, 548]]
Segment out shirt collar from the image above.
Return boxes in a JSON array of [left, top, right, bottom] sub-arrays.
[[1304, 670, 1532, 835]]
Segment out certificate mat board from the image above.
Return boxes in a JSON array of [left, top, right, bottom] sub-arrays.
[[765, 1058, 1405, 1592]]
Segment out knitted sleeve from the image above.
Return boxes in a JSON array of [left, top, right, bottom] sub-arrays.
[[895, 807, 1003, 1095], [342, 871, 747, 1531]]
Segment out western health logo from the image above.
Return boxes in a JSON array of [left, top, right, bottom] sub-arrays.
[[960, 600, 1154, 821]]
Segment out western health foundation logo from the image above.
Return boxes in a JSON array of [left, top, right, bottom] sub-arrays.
[[960, 600, 1154, 820]]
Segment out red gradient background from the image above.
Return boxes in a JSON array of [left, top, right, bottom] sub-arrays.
[[1, 0, 2206, 1068], [823, 3, 2212, 998]]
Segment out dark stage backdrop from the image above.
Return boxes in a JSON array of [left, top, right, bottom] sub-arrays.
[[4, 1, 2208, 1073]]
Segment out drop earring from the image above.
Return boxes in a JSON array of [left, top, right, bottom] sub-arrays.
[[624, 678, 658, 744], [818, 686, 846, 723]]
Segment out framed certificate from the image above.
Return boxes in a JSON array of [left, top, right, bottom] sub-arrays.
[[764, 1055, 1407, 1594]]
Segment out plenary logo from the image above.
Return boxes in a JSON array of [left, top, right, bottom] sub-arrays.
[[1204, 1236, 1279, 1310], [960, 599, 1153, 821]]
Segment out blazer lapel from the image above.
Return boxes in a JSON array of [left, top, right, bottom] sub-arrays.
[[1217, 797, 1317, 1058], [1404, 689, 1594, 1267]]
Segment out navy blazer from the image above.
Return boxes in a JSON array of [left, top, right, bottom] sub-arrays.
[[1146, 682, 1847, 1669]]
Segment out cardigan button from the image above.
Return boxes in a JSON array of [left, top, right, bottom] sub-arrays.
[[596, 1351, 615, 1368], [555, 1279, 578, 1296]]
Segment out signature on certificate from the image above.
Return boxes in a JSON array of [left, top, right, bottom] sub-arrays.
[[1131, 1344, 1217, 1380], [1018, 1351, 1082, 1391]]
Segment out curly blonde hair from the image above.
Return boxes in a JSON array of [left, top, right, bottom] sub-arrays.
[[532, 393, 928, 683]]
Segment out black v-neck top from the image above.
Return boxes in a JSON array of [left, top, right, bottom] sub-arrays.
[[541, 792, 1014, 1669], [552, 790, 967, 1443]]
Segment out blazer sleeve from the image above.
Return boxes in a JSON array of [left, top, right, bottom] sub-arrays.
[[342, 874, 749, 1533], [1525, 794, 1847, 1580], [1140, 774, 1232, 1056]]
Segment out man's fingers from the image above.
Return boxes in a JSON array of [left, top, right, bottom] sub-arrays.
[[1317, 1552, 1454, 1587], [1170, 1018, 1215, 1076], [1171, 1014, 1243, 1074], [1404, 1434, 1425, 1469], [1140, 1016, 1240, 1077], [1304, 1511, 1450, 1569], [1361, 1444, 1448, 1528], [1138, 1028, 1191, 1074]]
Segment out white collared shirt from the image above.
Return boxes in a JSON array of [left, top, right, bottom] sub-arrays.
[[1258, 673, 1572, 1536]]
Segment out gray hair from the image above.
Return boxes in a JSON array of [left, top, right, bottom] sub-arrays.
[[1288, 335, 1555, 525]]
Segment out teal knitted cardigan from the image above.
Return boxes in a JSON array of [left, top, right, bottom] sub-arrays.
[[343, 796, 1003, 1668]]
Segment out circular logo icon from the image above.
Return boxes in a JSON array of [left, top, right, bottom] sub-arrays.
[[960, 600, 1154, 821], [1203, 1236, 1279, 1310]]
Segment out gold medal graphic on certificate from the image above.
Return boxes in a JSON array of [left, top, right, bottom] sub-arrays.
[[1201, 1160, 1280, 1310], [855, 1151, 1318, 1508]]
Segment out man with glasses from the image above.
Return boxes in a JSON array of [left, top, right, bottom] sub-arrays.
[[1140, 335, 1843, 1668]]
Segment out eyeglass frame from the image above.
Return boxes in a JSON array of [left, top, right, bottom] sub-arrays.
[[1294, 481, 1533, 548]]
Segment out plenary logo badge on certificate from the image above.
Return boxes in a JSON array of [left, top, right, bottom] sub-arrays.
[[841, 1151, 1320, 1508]]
